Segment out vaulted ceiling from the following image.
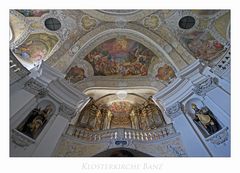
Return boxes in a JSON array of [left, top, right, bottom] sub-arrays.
[[10, 10, 230, 91]]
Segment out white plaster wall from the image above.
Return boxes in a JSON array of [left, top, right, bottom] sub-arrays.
[[205, 132, 230, 157], [10, 140, 36, 157], [172, 115, 210, 156], [32, 115, 69, 156], [206, 87, 230, 116], [203, 96, 230, 124], [10, 89, 34, 118], [222, 68, 230, 82]]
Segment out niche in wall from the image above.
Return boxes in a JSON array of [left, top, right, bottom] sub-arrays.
[[16, 100, 56, 139], [185, 98, 222, 138]]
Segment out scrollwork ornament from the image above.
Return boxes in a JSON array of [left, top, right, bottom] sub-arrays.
[[24, 78, 47, 97], [166, 143, 187, 157], [59, 103, 76, 120], [165, 102, 182, 119], [206, 127, 229, 145], [193, 77, 218, 96]]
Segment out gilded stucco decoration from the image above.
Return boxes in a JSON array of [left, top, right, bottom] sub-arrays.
[[80, 15, 97, 31], [143, 14, 160, 30]]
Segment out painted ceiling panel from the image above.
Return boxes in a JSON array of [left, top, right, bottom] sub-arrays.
[[84, 37, 157, 76], [10, 10, 230, 83], [13, 33, 59, 64], [214, 12, 230, 40], [180, 31, 226, 61], [16, 10, 49, 17], [10, 14, 27, 42]]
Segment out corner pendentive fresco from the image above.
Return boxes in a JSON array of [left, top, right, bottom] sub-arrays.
[[155, 64, 176, 83], [13, 33, 58, 64], [16, 10, 50, 17], [65, 66, 86, 83], [84, 37, 157, 76], [180, 31, 226, 61]]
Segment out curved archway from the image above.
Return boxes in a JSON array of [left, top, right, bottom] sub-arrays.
[[73, 27, 178, 71], [82, 10, 156, 22], [52, 22, 189, 73], [93, 148, 153, 157]]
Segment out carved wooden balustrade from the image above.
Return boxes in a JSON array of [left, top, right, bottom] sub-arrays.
[[65, 123, 176, 143]]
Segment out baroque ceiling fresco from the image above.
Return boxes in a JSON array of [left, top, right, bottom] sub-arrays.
[[84, 37, 156, 76], [10, 9, 230, 89], [13, 33, 59, 64], [16, 10, 50, 17], [180, 31, 225, 61]]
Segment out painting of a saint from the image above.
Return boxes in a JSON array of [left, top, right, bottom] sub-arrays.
[[65, 66, 86, 83], [191, 103, 221, 137], [13, 33, 58, 63], [16, 10, 49, 17], [17, 104, 54, 139], [84, 38, 156, 76], [155, 64, 176, 82]]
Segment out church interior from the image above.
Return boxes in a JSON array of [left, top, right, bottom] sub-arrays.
[[9, 9, 230, 157]]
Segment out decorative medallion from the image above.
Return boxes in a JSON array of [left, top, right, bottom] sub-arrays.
[[65, 66, 86, 83], [143, 14, 160, 30], [80, 15, 97, 31], [155, 64, 176, 82]]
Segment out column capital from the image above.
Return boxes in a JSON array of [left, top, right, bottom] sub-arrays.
[[59, 103, 76, 121]]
